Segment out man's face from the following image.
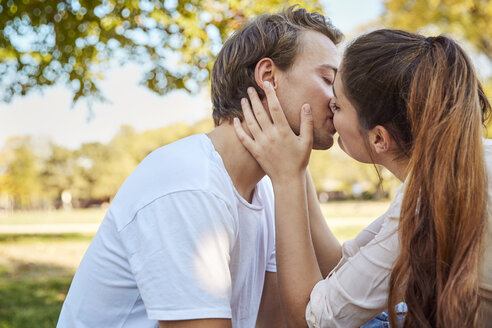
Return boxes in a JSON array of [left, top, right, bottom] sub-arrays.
[[331, 70, 372, 163], [275, 30, 339, 150]]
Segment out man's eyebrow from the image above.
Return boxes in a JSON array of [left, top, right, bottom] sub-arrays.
[[319, 64, 338, 73]]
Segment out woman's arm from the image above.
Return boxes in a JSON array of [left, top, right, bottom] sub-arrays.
[[305, 170, 342, 277], [273, 174, 323, 327]]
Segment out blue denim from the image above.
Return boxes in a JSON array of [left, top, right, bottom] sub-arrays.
[[361, 302, 407, 328]]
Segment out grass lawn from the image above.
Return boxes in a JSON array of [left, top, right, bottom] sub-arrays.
[[321, 200, 391, 219], [0, 234, 94, 328], [0, 201, 391, 327], [0, 208, 107, 225]]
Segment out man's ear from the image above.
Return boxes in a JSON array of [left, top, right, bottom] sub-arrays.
[[368, 125, 393, 155], [254, 58, 278, 90]]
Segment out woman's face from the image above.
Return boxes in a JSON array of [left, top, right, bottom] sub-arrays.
[[330, 70, 374, 163]]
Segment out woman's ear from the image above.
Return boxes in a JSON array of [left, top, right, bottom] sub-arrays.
[[369, 125, 393, 155], [254, 58, 277, 90]]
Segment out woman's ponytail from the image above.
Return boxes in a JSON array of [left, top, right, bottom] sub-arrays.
[[388, 36, 489, 328]]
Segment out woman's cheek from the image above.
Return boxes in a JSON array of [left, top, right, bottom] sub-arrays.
[[337, 135, 346, 152]]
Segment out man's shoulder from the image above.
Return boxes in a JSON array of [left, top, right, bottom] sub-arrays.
[[129, 134, 220, 184], [147, 133, 211, 167], [109, 134, 236, 226]]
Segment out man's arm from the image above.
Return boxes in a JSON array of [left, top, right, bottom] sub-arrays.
[[256, 272, 287, 328], [159, 319, 232, 328], [306, 170, 342, 277]]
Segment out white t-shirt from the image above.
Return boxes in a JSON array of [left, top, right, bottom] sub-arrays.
[[57, 134, 277, 328], [306, 138, 492, 328]]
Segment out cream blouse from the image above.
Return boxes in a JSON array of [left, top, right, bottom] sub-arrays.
[[306, 139, 492, 328]]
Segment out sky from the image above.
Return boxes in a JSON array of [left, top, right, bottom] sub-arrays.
[[0, 0, 386, 150]]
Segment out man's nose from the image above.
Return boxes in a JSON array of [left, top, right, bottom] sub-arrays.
[[327, 85, 335, 99]]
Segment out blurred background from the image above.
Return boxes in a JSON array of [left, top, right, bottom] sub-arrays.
[[0, 0, 491, 326]]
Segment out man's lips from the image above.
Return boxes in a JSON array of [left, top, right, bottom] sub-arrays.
[[326, 115, 336, 135], [327, 112, 334, 123], [327, 110, 334, 120]]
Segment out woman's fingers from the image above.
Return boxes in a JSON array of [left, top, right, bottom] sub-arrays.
[[247, 87, 273, 131], [263, 81, 289, 127], [300, 104, 314, 147], [233, 117, 257, 155], [241, 97, 263, 140], [233, 85, 314, 183]]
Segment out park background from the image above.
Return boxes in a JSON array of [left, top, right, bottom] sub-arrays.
[[0, 0, 491, 326]]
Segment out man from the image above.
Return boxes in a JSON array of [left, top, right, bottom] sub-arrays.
[[57, 6, 342, 327]]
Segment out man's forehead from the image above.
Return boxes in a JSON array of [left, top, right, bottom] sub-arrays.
[[297, 31, 339, 68]]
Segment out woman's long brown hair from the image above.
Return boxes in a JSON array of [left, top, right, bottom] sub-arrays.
[[341, 30, 491, 327]]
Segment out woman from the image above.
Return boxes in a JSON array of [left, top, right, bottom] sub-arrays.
[[233, 29, 492, 327]]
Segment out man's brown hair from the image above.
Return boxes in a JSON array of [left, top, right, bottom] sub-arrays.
[[211, 5, 343, 126]]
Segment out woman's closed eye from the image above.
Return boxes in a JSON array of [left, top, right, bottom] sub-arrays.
[[330, 101, 340, 112]]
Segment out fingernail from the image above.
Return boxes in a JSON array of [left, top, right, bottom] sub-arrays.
[[241, 98, 247, 105], [303, 104, 311, 114], [263, 81, 270, 88], [247, 87, 254, 94], [233, 117, 239, 125]]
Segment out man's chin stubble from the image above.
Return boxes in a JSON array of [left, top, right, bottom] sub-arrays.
[[312, 137, 334, 150]]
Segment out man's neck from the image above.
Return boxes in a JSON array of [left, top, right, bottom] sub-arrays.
[[206, 122, 265, 203]]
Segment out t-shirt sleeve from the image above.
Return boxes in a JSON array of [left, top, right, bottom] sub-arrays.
[[119, 190, 237, 321], [260, 176, 277, 273], [266, 246, 276, 272]]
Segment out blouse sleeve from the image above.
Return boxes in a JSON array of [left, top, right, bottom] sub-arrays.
[[340, 214, 386, 261], [306, 185, 405, 328]]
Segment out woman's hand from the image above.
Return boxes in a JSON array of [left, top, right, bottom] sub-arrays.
[[233, 81, 314, 184]]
